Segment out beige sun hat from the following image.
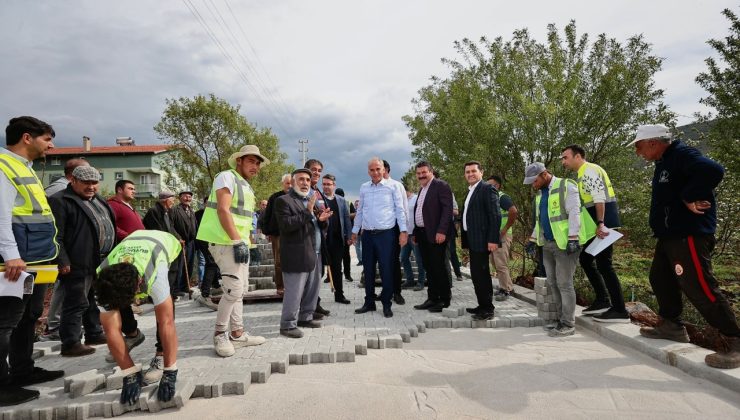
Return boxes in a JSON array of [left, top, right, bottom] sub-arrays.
[[228, 145, 270, 169], [627, 124, 672, 147]]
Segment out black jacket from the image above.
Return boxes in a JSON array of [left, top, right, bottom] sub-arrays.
[[650, 140, 724, 238], [172, 204, 197, 241], [275, 190, 327, 273], [143, 202, 182, 240], [259, 190, 286, 236], [48, 185, 116, 280], [460, 181, 501, 252]]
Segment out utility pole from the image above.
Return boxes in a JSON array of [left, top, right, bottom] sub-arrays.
[[298, 139, 308, 166]]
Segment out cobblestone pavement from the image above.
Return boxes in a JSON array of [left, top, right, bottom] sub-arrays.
[[2, 261, 542, 419]]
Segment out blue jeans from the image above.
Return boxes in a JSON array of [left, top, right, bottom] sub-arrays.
[[400, 242, 425, 287]]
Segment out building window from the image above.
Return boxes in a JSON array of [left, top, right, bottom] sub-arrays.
[[115, 172, 124, 180], [138, 199, 154, 211], [51, 157, 61, 166], [140, 174, 152, 185]]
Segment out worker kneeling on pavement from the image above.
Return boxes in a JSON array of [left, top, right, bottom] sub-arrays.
[[95, 230, 182, 405]]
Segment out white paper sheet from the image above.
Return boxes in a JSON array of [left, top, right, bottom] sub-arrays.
[[585, 228, 623, 256], [0, 271, 31, 298]]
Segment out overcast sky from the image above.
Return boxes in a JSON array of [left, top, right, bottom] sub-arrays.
[[1, 0, 734, 198]]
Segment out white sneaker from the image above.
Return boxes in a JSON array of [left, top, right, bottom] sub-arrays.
[[214, 332, 235, 357], [196, 295, 219, 311], [143, 355, 164, 384], [230, 332, 266, 348]]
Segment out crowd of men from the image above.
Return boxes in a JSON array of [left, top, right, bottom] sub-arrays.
[[1, 116, 738, 409]]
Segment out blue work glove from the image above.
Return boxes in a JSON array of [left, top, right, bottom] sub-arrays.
[[232, 241, 250, 264], [524, 241, 536, 257], [120, 368, 143, 406], [157, 368, 178, 402], [566, 240, 581, 255]]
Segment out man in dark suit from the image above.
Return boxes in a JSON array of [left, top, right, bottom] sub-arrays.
[[322, 175, 353, 304], [275, 169, 332, 338], [411, 161, 454, 312], [460, 161, 501, 320]]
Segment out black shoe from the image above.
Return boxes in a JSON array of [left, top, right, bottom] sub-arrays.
[[428, 302, 446, 312], [355, 304, 377, 314], [393, 293, 405, 305], [374, 294, 381, 301], [593, 308, 630, 323], [401, 282, 415, 290], [414, 300, 436, 310], [472, 312, 494, 321], [11, 367, 65, 387], [466, 307, 481, 314], [345, 276, 354, 282], [84, 334, 107, 346], [356, 262, 363, 266], [315, 305, 331, 316], [383, 307, 393, 318], [582, 301, 610, 315], [297, 320, 322, 328], [0, 386, 40, 407], [323, 278, 330, 283], [312, 312, 326, 320], [335, 296, 351, 304]]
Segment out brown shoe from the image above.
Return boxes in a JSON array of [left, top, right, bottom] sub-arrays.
[[84, 334, 107, 346], [61, 343, 96, 357], [639, 319, 690, 343], [705, 336, 740, 369]]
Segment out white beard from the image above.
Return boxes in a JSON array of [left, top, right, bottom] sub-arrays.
[[293, 186, 309, 198]]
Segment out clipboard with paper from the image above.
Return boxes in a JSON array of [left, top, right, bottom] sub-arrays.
[[584, 228, 623, 256]]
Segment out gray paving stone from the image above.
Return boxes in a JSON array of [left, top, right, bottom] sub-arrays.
[[381, 334, 403, 349], [146, 378, 195, 413], [70, 371, 106, 398], [105, 364, 142, 391], [249, 363, 271, 383], [452, 318, 472, 328], [441, 308, 459, 318]]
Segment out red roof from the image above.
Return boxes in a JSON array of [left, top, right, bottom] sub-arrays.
[[47, 145, 173, 156]]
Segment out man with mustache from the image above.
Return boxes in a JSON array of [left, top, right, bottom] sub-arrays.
[[276, 169, 332, 338]]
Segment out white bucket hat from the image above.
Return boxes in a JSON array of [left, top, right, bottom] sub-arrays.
[[627, 124, 672, 147], [228, 145, 270, 169]]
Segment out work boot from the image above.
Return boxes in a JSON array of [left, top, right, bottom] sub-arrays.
[[705, 336, 740, 369], [639, 319, 690, 343]]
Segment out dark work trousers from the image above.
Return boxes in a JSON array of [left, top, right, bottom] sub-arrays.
[[469, 250, 494, 313], [176, 241, 195, 293], [119, 305, 138, 335], [448, 237, 462, 278], [650, 235, 740, 337], [580, 238, 626, 312], [392, 225, 402, 295], [417, 228, 451, 305], [0, 283, 48, 385], [156, 263, 178, 353], [361, 229, 395, 308], [197, 240, 221, 297], [326, 238, 345, 299], [270, 237, 284, 291], [342, 243, 352, 278], [59, 275, 103, 349], [168, 253, 182, 295], [535, 246, 547, 277]]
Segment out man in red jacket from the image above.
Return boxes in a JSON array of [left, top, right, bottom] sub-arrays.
[[108, 180, 145, 242]]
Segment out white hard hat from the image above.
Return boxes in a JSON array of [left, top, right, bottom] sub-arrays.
[[627, 124, 672, 147]]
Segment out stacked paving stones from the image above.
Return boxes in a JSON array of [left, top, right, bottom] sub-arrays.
[[2, 262, 543, 419], [534, 276, 559, 323], [246, 237, 278, 293]]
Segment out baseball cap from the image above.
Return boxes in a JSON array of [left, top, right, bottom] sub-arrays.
[[523, 162, 546, 185], [627, 124, 672, 147]]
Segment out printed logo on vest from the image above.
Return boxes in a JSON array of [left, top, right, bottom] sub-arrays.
[[674, 263, 684, 276], [659, 170, 670, 183]]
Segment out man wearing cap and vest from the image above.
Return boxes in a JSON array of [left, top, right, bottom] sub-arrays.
[[630, 124, 740, 369], [487, 175, 518, 301], [96, 230, 182, 406], [0, 116, 64, 406], [197, 145, 268, 357], [561, 144, 629, 323], [524, 162, 596, 337]]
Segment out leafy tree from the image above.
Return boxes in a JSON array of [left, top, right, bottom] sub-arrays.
[[695, 8, 740, 258], [404, 21, 675, 274], [154, 94, 292, 201]]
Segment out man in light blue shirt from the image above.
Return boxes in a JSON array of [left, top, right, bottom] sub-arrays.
[[351, 158, 407, 318]]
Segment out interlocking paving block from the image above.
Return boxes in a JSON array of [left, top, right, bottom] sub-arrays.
[[441, 308, 459, 318], [471, 320, 488, 329], [534, 277, 547, 288], [146, 377, 195, 413], [64, 369, 100, 393], [493, 317, 511, 328], [336, 342, 355, 362], [366, 335, 380, 349], [511, 316, 531, 328], [381, 334, 403, 349], [70, 371, 106, 398], [249, 362, 271, 383], [399, 329, 411, 343], [221, 372, 251, 395], [31, 349, 44, 360], [34, 341, 62, 355], [289, 345, 309, 365], [531, 317, 544, 326], [408, 325, 419, 337], [31, 407, 54, 420], [269, 352, 289, 373], [544, 294, 557, 303], [105, 364, 142, 391], [431, 318, 452, 328], [452, 318, 472, 328], [137, 385, 158, 412]]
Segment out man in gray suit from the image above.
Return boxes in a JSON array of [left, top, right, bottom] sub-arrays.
[[322, 174, 353, 304], [276, 169, 332, 338]]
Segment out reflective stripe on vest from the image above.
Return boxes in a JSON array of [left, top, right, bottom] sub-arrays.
[[98, 231, 181, 300], [534, 178, 596, 250], [196, 169, 254, 245], [576, 162, 617, 208], [0, 153, 58, 263]]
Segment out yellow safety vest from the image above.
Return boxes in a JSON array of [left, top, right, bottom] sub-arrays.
[[499, 191, 512, 234], [97, 230, 181, 300], [576, 161, 617, 208], [534, 178, 596, 250], [196, 169, 255, 246], [0, 153, 58, 264]]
